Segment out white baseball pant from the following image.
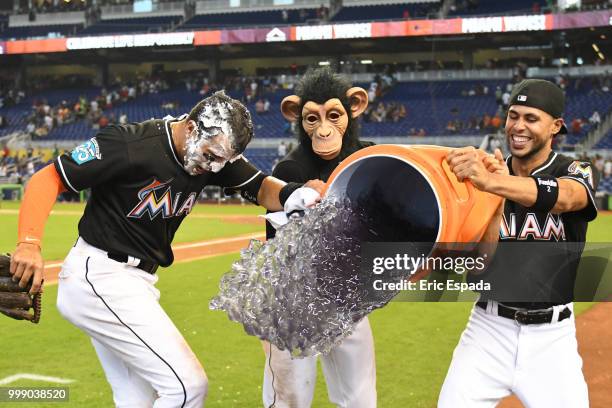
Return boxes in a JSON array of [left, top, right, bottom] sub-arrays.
[[56, 237, 208, 407], [438, 300, 588, 408], [262, 317, 377, 408]]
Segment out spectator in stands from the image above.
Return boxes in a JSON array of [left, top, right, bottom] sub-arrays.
[[594, 154, 605, 173], [250, 79, 259, 99], [490, 113, 502, 130], [0, 114, 7, 129], [589, 110, 601, 127], [26, 121, 36, 138], [495, 86, 503, 106], [417, 128, 427, 137], [161, 101, 178, 110], [89, 109, 102, 129], [371, 102, 387, 122], [501, 89, 511, 110], [26, 161, 35, 177], [317, 4, 329, 20], [255, 98, 266, 114], [277, 141, 287, 158], [119, 112, 128, 125], [44, 113, 53, 130], [571, 117, 583, 134], [1, 144, 9, 161], [368, 82, 378, 103], [389, 103, 407, 122], [98, 115, 109, 129], [481, 114, 491, 132], [604, 159, 612, 179], [263, 98, 270, 113]]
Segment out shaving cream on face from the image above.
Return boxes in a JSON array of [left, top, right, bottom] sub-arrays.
[[182, 99, 238, 175]]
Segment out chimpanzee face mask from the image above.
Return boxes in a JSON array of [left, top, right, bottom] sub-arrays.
[[281, 87, 369, 161]]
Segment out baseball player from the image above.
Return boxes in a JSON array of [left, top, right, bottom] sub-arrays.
[[9, 91, 323, 408], [439, 79, 599, 407], [262, 68, 377, 408]]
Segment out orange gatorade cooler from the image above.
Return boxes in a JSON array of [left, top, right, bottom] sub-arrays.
[[323, 145, 503, 245]]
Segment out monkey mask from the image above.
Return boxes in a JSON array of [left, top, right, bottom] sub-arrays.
[[281, 86, 368, 160]]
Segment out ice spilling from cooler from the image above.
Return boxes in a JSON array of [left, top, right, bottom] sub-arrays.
[[209, 197, 401, 357]]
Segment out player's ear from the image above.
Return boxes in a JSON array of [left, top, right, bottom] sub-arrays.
[[281, 95, 301, 122], [346, 87, 368, 119], [551, 118, 564, 136], [185, 119, 197, 134]]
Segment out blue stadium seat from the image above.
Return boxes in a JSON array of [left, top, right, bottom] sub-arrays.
[[1, 24, 82, 40], [182, 10, 317, 29], [448, 0, 546, 17], [4, 79, 610, 150], [332, 3, 438, 22], [593, 129, 612, 149], [79, 16, 181, 36]]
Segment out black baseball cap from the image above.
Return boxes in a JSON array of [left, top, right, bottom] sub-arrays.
[[508, 79, 568, 134]]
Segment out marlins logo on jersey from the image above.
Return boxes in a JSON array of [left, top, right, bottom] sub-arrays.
[[127, 178, 199, 220], [567, 161, 594, 189]]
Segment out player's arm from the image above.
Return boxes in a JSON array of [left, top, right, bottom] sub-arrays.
[[481, 174, 588, 213], [11, 165, 67, 294], [214, 157, 324, 212], [447, 147, 593, 214], [469, 150, 507, 267], [265, 160, 307, 239], [257, 176, 324, 212], [13, 127, 128, 293]]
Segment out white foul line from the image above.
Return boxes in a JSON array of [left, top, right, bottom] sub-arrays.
[[171, 233, 265, 250], [0, 373, 75, 385], [43, 233, 266, 271]]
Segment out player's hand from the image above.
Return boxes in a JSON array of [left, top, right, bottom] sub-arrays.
[[482, 149, 509, 176], [10, 242, 44, 294], [446, 146, 492, 191], [304, 179, 325, 196]]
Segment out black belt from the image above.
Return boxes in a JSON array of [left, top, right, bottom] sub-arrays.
[[477, 301, 571, 325], [107, 252, 158, 274]]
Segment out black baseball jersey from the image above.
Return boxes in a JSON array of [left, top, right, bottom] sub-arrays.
[[54, 116, 266, 267], [479, 151, 599, 307], [266, 140, 375, 239]]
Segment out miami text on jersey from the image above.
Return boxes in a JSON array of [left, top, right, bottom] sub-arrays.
[[127, 179, 198, 220], [500, 213, 566, 241]]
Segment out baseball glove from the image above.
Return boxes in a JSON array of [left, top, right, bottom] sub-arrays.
[[0, 254, 42, 323]]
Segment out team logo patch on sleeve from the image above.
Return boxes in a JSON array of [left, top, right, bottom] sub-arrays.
[[567, 161, 594, 189], [71, 138, 102, 165]]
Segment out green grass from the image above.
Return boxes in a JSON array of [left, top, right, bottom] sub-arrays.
[[0, 204, 609, 407], [0, 201, 264, 260], [0, 255, 473, 408]]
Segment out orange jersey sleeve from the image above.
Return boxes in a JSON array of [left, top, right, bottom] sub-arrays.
[[17, 164, 67, 246]]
